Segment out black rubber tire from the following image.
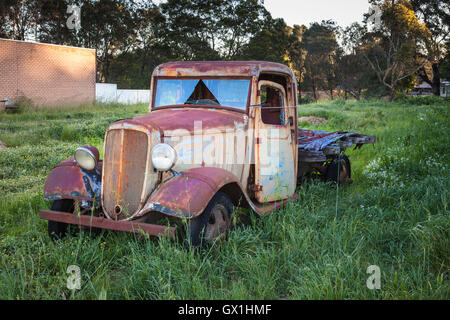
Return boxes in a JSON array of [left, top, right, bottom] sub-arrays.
[[48, 199, 74, 241], [81, 224, 102, 238], [326, 154, 351, 184], [187, 192, 234, 247]]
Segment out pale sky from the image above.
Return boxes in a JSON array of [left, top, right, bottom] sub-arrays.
[[263, 0, 371, 28], [153, 0, 371, 28]]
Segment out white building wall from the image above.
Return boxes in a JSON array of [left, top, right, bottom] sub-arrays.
[[117, 89, 150, 104], [95, 83, 150, 104], [95, 83, 117, 103]]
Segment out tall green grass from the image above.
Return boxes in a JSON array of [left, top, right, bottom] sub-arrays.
[[0, 99, 448, 299]]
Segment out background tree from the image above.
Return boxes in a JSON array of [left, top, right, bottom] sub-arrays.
[[159, 0, 221, 60], [0, 0, 40, 40], [301, 21, 340, 101], [337, 53, 372, 100], [79, 0, 139, 82], [440, 41, 450, 80], [362, 0, 431, 100], [109, 2, 169, 88], [2, 0, 448, 98], [160, 0, 270, 60], [285, 24, 307, 100], [35, 0, 141, 83], [220, 0, 271, 59], [337, 23, 372, 100], [240, 18, 291, 63], [0, 1, 12, 38], [411, 0, 450, 95]]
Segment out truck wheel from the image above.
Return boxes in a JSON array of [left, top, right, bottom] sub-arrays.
[[326, 154, 352, 184], [187, 192, 234, 246], [48, 199, 74, 240]]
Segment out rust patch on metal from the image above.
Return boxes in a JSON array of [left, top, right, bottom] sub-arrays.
[[102, 129, 148, 220], [139, 167, 241, 218], [153, 61, 296, 79], [44, 158, 102, 203], [40, 210, 175, 238], [113, 108, 246, 135]]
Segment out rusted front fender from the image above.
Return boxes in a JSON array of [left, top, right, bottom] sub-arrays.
[[44, 158, 102, 205], [138, 167, 244, 218]]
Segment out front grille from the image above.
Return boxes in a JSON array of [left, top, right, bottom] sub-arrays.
[[102, 129, 149, 219]]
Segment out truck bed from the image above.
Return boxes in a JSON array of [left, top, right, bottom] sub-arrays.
[[297, 128, 376, 163]]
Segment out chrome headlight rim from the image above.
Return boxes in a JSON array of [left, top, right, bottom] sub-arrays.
[[151, 143, 177, 171], [74, 146, 99, 171]]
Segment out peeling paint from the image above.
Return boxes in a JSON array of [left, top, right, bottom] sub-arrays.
[[44, 158, 102, 208]]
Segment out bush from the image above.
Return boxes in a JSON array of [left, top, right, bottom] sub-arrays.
[[13, 96, 34, 113], [299, 96, 315, 105], [393, 94, 445, 106]]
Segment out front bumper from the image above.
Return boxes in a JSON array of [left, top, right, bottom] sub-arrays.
[[40, 210, 176, 238]]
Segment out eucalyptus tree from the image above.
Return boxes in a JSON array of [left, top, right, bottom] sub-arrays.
[[301, 21, 340, 101], [411, 0, 450, 95], [362, 0, 431, 100], [159, 0, 270, 60]]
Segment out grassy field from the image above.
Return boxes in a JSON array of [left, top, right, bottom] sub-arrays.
[[0, 97, 448, 299]]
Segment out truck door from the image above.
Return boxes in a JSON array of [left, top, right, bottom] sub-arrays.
[[255, 80, 296, 203]]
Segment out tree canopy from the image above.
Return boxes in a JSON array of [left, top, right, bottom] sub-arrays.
[[0, 0, 448, 98]]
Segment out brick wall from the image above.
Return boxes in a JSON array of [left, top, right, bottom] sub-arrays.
[[0, 38, 96, 107]]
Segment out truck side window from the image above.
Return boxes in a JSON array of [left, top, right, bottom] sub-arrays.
[[260, 86, 285, 125]]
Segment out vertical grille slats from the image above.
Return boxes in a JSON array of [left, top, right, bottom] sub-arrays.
[[103, 129, 148, 219]]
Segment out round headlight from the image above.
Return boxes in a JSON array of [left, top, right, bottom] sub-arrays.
[[74, 146, 99, 171], [151, 143, 177, 171]]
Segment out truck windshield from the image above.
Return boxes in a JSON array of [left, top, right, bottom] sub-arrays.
[[154, 79, 250, 110]]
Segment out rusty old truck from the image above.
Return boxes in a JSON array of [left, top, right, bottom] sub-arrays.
[[40, 61, 375, 245]]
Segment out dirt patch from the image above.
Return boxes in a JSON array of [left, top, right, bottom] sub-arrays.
[[299, 116, 327, 124], [0, 140, 6, 150]]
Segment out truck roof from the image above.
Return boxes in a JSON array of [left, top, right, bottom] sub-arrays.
[[153, 61, 296, 78]]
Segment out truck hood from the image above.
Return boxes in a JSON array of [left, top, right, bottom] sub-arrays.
[[112, 107, 248, 137], [102, 107, 249, 220]]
